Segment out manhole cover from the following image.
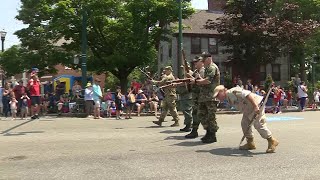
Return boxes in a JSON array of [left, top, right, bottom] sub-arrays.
[[3, 156, 27, 161]]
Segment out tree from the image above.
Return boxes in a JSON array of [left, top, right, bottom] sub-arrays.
[[205, 0, 319, 83], [15, 0, 194, 91]]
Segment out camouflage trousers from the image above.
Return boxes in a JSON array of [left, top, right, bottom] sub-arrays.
[[179, 99, 193, 125], [191, 102, 200, 129], [159, 95, 180, 122], [197, 101, 219, 132]]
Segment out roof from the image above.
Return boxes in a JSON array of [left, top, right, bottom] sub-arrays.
[[175, 10, 224, 35]]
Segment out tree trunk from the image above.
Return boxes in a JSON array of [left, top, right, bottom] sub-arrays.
[[300, 58, 306, 81]]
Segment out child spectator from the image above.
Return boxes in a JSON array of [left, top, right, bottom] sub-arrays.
[[9, 97, 18, 120], [115, 87, 123, 120], [125, 88, 135, 119], [312, 88, 320, 110], [20, 93, 30, 119], [135, 90, 147, 116], [286, 90, 293, 107], [109, 102, 117, 117], [273, 88, 282, 114], [149, 91, 159, 118]]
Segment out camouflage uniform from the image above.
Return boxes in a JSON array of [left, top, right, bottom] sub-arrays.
[[185, 67, 205, 138], [197, 62, 220, 142], [177, 70, 193, 130], [153, 72, 180, 126]]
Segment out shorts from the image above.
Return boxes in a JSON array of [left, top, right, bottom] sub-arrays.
[[11, 109, 17, 114], [21, 107, 28, 114], [31, 96, 41, 106], [94, 100, 101, 108]]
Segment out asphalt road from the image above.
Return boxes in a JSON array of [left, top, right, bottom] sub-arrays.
[[1, 111, 320, 180]]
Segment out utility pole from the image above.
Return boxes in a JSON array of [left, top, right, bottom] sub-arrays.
[[177, 0, 183, 79], [81, 7, 88, 89]]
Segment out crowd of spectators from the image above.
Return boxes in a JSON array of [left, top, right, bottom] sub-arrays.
[[231, 76, 320, 113]]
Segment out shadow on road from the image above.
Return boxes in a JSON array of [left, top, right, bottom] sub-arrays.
[[196, 148, 265, 157], [164, 135, 186, 140], [1, 119, 37, 135], [3, 131, 45, 136], [160, 130, 183, 134], [173, 141, 207, 147]]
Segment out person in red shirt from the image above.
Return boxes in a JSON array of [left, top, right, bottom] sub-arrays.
[[286, 90, 293, 107], [130, 79, 141, 94], [273, 87, 282, 114], [28, 74, 41, 119], [13, 80, 26, 113]]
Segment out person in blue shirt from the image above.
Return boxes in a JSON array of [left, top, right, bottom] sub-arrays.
[[92, 78, 103, 119]]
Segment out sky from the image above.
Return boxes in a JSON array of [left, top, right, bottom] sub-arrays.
[[0, 0, 207, 49]]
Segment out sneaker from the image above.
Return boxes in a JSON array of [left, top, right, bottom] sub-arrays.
[[31, 115, 37, 120]]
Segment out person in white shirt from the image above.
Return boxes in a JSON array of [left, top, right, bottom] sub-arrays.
[[312, 89, 320, 110], [297, 81, 308, 111]]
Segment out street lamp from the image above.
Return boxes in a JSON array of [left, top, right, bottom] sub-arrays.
[[0, 30, 7, 52], [81, 7, 88, 89], [0, 30, 7, 87], [177, 0, 183, 79]]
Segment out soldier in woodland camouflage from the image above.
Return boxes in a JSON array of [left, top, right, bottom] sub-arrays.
[[190, 53, 220, 143]]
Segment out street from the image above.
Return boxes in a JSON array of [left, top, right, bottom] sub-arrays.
[[1, 111, 320, 180]]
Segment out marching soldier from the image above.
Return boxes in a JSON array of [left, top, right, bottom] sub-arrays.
[[190, 53, 220, 143], [185, 56, 205, 138], [177, 63, 193, 132], [213, 85, 279, 153], [152, 66, 180, 127]]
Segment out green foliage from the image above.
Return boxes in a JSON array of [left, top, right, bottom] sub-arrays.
[[223, 72, 233, 89], [206, 0, 319, 78], [264, 74, 274, 89], [104, 72, 120, 92], [15, 0, 194, 90]]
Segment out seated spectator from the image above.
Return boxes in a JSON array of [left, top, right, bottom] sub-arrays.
[[135, 90, 147, 116], [149, 91, 159, 117]]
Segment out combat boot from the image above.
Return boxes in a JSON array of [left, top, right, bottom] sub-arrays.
[[201, 130, 210, 141], [180, 123, 191, 132], [185, 128, 198, 139], [170, 121, 180, 127], [239, 137, 256, 150], [202, 131, 217, 144], [152, 120, 163, 126], [266, 137, 279, 153]]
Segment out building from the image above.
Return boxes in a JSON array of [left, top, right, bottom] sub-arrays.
[[158, 0, 290, 86]]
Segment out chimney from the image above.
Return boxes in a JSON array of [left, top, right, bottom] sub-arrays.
[[208, 0, 227, 11]]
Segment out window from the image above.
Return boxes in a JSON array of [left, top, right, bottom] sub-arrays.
[[260, 65, 266, 81], [272, 64, 281, 81], [208, 38, 218, 54], [191, 37, 201, 54]]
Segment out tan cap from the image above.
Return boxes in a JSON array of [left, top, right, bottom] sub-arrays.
[[213, 85, 225, 98], [164, 66, 173, 71]]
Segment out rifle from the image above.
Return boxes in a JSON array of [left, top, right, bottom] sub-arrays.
[[181, 49, 193, 89], [239, 85, 274, 147], [138, 68, 153, 80], [165, 78, 193, 85]]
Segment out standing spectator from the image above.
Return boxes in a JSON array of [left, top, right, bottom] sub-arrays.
[[72, 81, 82, 96], [92, 78, 103, 119], [149, 91, 159, 118], [115, 87, 123, 119], [55, 80, 65, 99], [125, 88, 135, 119], [28, 75, 41, 119], [131, 79, 141, 94], [135, 90, 147, 116], [237, 79, 244, 89], [44, 81, 53, 94], [20, 93, 30, 119], [13, 80, 26, 114], [312, 88, 320, 110], [9, 97, 18, 120], [0, 86, 3, 115], [103, 89, 113, 117], [84, 83, 94, 117], [245, 79, 254, 92], [2, 83, 12, 118], [286, 90, 293, 107], [297, 81, 308, 111]]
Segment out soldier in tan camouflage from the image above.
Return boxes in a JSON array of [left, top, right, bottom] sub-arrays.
[[190, 53, 220, 143], [152, 66, 180, 127], [213, 85, 279, 153]]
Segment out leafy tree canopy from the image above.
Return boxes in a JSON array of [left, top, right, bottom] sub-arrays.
[[15, 0, 194, 89]]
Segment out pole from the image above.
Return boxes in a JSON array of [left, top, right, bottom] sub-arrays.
[[177, 0, 183, 79], [81, 7, 88, 89], [1, 38, 4, 87], [1, 39, 4, 52]]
